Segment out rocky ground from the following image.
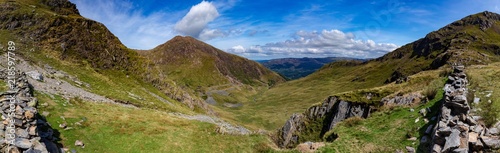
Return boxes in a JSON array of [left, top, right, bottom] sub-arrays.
[[171, 112, 252, 135]]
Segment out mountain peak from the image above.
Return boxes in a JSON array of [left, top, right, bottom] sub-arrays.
[[449, 11, 500, 31], [41, 0, 80, 15]]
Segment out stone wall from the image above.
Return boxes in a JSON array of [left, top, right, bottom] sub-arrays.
[[430, 65, 500, 152], [0, 69, 60, 153]]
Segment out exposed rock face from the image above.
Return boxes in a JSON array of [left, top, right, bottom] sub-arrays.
[[40, 0, 80, 15], [430, 65, 500, 152], [0, 69, 60, 153], [275, 96, 371, 148], [381, 92, 423, 106]]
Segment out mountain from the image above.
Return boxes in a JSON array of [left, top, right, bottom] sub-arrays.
[[258, 57, 365, 80], [223, 11, 500, 133], [0, 0, 285, 115], [270, 11, 500, 150], [139, 36, 285, 88], [2, 0, 500, 152]]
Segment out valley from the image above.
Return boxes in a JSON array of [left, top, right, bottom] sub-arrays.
[[0, 0, 500, 153]]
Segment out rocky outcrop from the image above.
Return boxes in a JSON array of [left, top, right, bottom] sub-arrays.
[[0, 70, 61, 153], [430, 65, 500, 152], [275, 96, 371, 148], [381, 92, 424, 106]]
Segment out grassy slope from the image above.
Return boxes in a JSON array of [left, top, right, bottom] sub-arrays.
[[319, 89, 444, 152], [219, 12, 500, 131], [35, 92, 272, 153], [140, 35, 285, 91], [467, 62, 500, 127], [222, 59, 437, 130]]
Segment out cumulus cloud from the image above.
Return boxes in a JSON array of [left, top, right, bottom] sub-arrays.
[[227, 29, 399, 58], [70, 0, 178, 49], [175, 1, 220, 38]]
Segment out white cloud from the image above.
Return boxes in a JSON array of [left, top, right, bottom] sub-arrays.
[[227, 29, 399, 58], [199, 29, 227, 40], [174, 1, 220, 38], [70, 0, 179, 49]]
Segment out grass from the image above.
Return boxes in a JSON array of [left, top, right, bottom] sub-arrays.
[[21, 47, 192, 114], [219, 65, 446, 131], [318, 89, 444, 153], [35, 91, 274, 153], [467, 63, 500, 127]]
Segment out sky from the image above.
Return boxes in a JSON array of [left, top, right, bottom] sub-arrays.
[[69, 0, 500, 60]]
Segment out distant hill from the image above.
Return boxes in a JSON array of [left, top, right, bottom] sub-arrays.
[[139, 36, 286, 88], [258, 57, 364, 79]]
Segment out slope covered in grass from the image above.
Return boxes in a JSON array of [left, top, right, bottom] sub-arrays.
[[222, 11, 500, 130], [319, 89, 444, 152], [35, 92, 273, 153]]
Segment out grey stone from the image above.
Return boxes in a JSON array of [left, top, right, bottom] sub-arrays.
[[466, 116, 477, 126], [16, 129, 29, 138], [14, 138, 32, 149], [205, 97, 217, 105], [443, 129, 461, 152], [474, 125, 484, 134], [26, 71, 43, 81], [452, 148, 467, 153], [438, 127, 452, 136], [432, 144, 442, 153], [405, 146, 415, 153], [419, 108, 427, 116], [425, 124, 434, 134], [473, 97, 480, 104], [41, 111, 50, 117], [481, 136, 500, 149], [489, 127, 499, 135], [23, 148, 43, 153]]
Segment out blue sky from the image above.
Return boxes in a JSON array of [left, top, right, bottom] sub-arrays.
[[69, 0, 500, 60]]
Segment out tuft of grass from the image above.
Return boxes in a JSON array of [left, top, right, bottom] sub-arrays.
[[340, 116, 364, 128]]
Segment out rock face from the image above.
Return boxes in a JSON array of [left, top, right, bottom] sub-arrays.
[[0, 69, 60, 153], [430, 65, 500, 152], [381, 92, 424, 106], [275, 96, 371, 148]]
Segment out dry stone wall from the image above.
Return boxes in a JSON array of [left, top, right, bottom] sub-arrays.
[[0, 69, 60, 153], [430, 65, 500, 152]]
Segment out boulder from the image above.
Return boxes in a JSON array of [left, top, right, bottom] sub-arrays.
[[75, 140, 85, 148], [26, 71, 43, 81]]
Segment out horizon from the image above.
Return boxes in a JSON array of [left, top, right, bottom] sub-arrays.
[[69, 0, 500, 60]]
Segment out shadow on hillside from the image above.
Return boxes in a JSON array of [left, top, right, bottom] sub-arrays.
[[416, 96, 444, 153], [36, 113, 64, 152]]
